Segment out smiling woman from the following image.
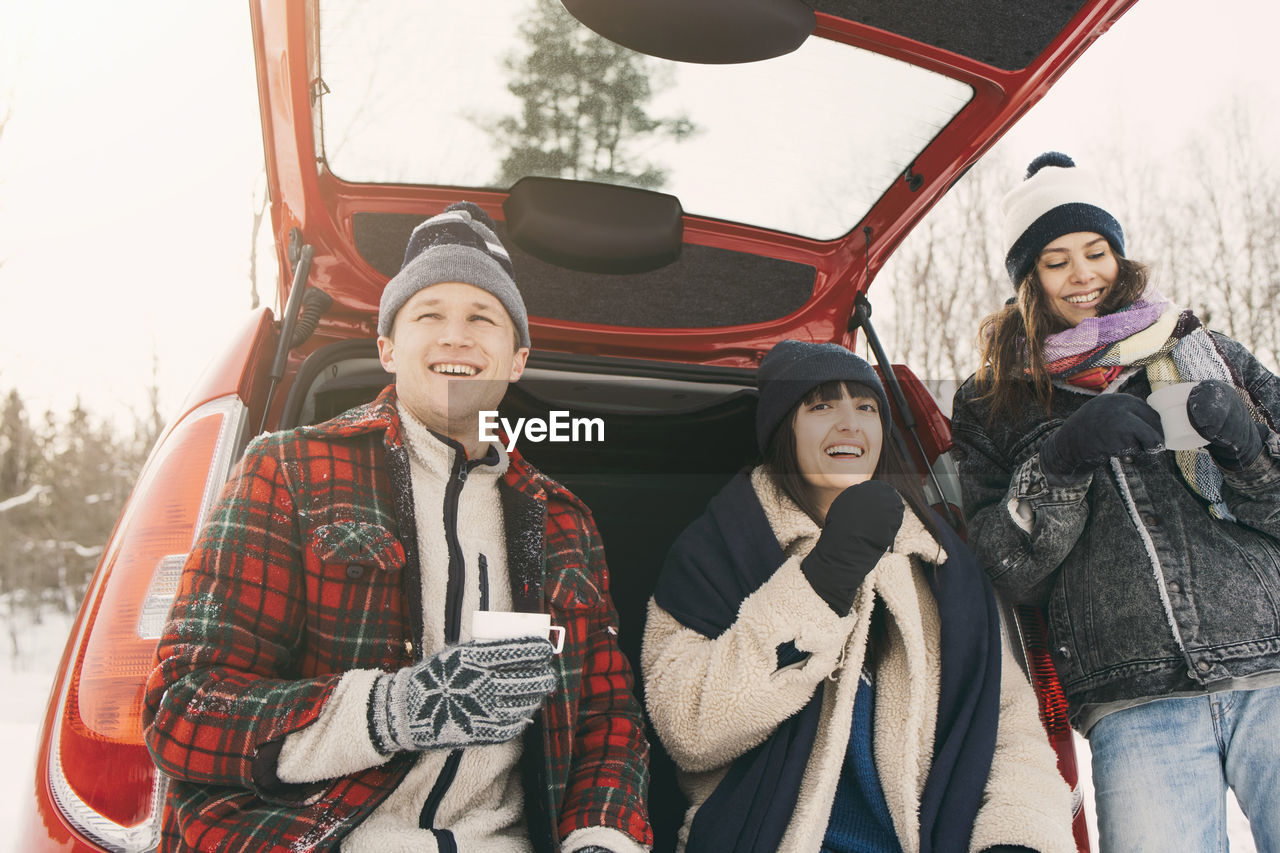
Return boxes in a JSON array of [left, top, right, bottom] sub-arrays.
[[1034, 233, 1118, 325], [952, 150, 1280, 850], [790, 387, 885, 515], [643, 339, 1077, 853]]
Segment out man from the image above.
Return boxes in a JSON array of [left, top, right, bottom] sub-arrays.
[[144, 202, 652, 853]]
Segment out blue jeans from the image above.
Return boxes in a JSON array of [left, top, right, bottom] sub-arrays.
[[1089, 685, 1280, 852]]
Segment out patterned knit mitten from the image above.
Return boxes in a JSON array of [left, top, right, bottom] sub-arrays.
[[368, 636, 555, 753]]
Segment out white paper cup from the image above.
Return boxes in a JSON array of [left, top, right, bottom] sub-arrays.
[[1147, 382, 1210, 451], [472, 610, 565, 653]]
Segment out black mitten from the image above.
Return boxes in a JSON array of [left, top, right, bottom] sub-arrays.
[[800, 481, 904, 614], [1039, 393, 1164, 486], [1187, 379, 1264, 469], [368, 637, 555, 754]]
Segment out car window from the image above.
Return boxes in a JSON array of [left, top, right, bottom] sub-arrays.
[[316, 0, 973, 241]]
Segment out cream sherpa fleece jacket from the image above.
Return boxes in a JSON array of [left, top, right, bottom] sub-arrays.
[[642, 467, 1074, 853]]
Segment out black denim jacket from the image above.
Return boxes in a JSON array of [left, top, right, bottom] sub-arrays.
[[951, 334, 1280, 728]]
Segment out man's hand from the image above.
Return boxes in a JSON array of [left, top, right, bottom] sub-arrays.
[[1187, 379, 1265, 469], [800, 480, 905, 614], [1039, 393, 1164, 486], [368, 637, 555, 753]]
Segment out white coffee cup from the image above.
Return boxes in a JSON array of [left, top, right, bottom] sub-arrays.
[[1147, 382, 1210, 451], [471, 610, 565, 653]]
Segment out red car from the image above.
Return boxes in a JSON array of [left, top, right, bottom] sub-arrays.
[[21, 0, 1134, 849]]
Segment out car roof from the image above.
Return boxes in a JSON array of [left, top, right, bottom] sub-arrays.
[[251, 0, 1135, 369]]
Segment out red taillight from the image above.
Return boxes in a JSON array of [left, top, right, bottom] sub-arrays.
[[1015, 605, 1072, 736], [1015, 604, 1091, 852], [48, 395, 246, 851]]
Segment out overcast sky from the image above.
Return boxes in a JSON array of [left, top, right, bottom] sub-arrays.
[[1, 1, 1278, 427]]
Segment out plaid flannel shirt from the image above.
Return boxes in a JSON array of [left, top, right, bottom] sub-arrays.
[[143, 385, 652, 851]]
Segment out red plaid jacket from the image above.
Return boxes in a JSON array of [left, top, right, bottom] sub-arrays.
[[143, 386, 652, 851]]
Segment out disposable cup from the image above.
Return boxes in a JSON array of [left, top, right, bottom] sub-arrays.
[[471, 610, 565, 653], [1147, 382, 1209, 451]]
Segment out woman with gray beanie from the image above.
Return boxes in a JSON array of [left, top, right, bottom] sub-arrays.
[[642, 339, 1074, 853], [951, 152, 1280, 850]]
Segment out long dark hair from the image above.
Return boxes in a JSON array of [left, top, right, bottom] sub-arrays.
[[763, 380, 944, 542], [972, 256, 1149, 423]]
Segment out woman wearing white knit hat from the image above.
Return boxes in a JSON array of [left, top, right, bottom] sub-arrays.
[[951, 152, 1280, 851]]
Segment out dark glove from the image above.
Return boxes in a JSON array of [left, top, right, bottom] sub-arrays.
[[1039, 393, 1164, 486], [1187, 379, 1265, 469], [801, 480, 904, 614], [367, 637, 555, 754]]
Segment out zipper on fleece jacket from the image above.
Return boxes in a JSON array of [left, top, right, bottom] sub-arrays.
[[442, 456, 467, 643], [442, 449, 494, 643], [419, 748, 463, 839], [424, 443, 498, 838]]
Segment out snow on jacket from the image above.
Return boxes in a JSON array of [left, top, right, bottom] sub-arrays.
[[951, 333, 1280, 729], [143, 385, 652, 852], [641, 466, 1074, 853]]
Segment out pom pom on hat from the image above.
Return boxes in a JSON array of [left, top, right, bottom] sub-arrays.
[[1001, 151, 1124, 286], [398, 202, 513, 277], [1024, 151, 1076, 177], [378, 202, 530, 346]]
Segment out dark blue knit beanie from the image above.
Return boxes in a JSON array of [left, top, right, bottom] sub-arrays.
[[1001, 152, 1125, 286], [755, 340, 890, 453]]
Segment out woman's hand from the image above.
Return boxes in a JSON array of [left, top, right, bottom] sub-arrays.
[[1039, 394, 1164, 486], [1187, 379, 1265, 469], [800, 481, 904, 613]]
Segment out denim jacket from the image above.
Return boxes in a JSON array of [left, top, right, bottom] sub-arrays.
[[951, 333, 1280, 729]]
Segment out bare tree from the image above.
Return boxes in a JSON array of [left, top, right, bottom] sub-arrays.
[[876, 154, 1012, 406], [1140, 99, 1280, 369]]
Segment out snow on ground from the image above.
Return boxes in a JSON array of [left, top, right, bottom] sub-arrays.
[[0, 603, 1261, 851], [0, 603, 76, 853]]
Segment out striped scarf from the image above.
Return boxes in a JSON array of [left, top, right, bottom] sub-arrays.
[[1040, 291, 1271, 519]]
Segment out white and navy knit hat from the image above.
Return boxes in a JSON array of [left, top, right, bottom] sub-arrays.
[[378, 201, 530, 346], [1001, 152, 1124, 286], [755, 340, 890, 453]]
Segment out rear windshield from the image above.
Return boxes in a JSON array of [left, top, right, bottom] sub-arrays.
[[315, 0, 973, 241]]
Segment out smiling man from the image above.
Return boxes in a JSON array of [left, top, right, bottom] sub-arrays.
[[144, 203, 652, 853]]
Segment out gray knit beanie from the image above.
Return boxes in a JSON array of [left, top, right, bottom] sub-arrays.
[[755, 340, 890, 453], [378, 202, 530, 347], [1002, 152, 1125, 286]]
